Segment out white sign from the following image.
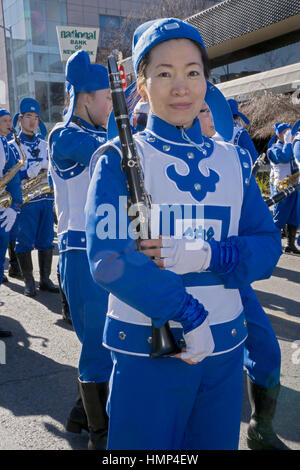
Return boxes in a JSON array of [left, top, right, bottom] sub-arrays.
[[56, 26, 99, 62]]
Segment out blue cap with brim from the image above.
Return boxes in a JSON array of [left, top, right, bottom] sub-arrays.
[[267, 122, 292, 148], [64, 50, 110, 127], [108, 18, 234, 141], [0, 109, 11, 118], [13, 97, 47, 138], [227, 98, 250, 125], [292, 119, 300, 137]]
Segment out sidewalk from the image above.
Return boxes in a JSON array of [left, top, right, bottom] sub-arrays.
[[0, 245, 299, 450]]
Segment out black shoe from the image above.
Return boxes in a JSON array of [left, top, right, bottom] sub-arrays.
[[78, 380, 109, 450], [247, 379, 290, 450], [66, 400, 89, 433], [2, 274, 8, 283], [0, 328, 12, 338], [284, 225, 300, 255], [16, 252, 36, 297], [8, 243, 23, 278], [57, 271, 72, 325], [38, 250, 59, 293]]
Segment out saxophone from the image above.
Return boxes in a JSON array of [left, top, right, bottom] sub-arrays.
[[22, 169, 53, 204], [276, 171, 300, 191], [0, 129, 27, 208]]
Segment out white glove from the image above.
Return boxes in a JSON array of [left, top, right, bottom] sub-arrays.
[[0, 207, 17, 232], [27, 161, 42, 179], [284, 129, 292, 144], [181, 318, 215, 364], [40, 158, 49, 170], [161, 236, 212, 274]]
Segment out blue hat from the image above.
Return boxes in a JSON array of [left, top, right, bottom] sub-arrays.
[[129, 18, 234, 141], [267, 122, 292, 148], [0, 108, 11, 118], [64, 50, 110, 126], [13, 97, 47, 138], [227, 99, 250, 125], [292, 119, 300, 137]]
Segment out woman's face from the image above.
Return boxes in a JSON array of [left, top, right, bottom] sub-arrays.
[[138, 38, 207, 129], [198, 106, 215, 138]]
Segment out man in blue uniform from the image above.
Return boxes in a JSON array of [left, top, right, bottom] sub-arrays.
[[49, 50, 113, 450], [10, 98, 58, 296], [267, 122, 300, 254], [0, 135, 22, 337]]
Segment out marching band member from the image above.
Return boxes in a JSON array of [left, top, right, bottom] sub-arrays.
[[85, 18, 281, 450], [267, 122, 300, 254], [198, 104, 287, 450], [0, 135, 22, 337], [48, 50, 113, 450], [227, 98, 259, 163], [10, 98, 58, 296], [292, 119, 300, 251]]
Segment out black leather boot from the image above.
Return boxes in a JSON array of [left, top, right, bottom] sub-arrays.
[[78, 379, 109, 450], [38, 249, 59, 293], [284, 225, 300, 254], [16, 252, 36, 297], [247, 379, 290, 450], [57, 271, 72, 325], [66, 384, 88, 433], [8, 242, 23, 278]]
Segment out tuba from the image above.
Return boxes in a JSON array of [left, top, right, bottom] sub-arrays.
[[0, 129, 27, 208]]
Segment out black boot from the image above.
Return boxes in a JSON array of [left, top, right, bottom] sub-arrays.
[[57, 271, 72, 325], [66, 385, 88, 433], [16, 252, 36, 297], [38, 249, 59, 293], [247, 379, 290, 450], [284, 225, 300, 254], [78, 379, 109, 450], [8, 242, 23, 278], [2, 274, 8, 283]]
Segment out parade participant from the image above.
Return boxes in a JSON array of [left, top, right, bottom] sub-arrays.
[[0, 135, 22, 337], [0, 109, 22, 280], [292, 119, 300, 251], [48, 50, 113, 450], [198, 104, 287, 450], [85, 18, 282, 450], [267, 122, 300, 254], [227, 98, 258, 163], [131, 100, 150, 132], [9, 98, 58, 296]]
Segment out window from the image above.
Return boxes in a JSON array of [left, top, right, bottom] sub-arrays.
[[35, 81, 49, 122]]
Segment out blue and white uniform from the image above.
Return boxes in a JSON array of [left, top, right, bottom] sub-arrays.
[[9, 132, 54, 253], [49, 117, 112, 382], [267, 137, 300, 229], [227, 98, 258, 163], [85, 113, 281, 449], [0, 136, 22, 283]]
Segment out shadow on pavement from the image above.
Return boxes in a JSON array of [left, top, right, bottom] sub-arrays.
[[272, 265, 300, 284]]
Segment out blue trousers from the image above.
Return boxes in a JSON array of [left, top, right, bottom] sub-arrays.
[[107, 345, 244, 450], [15, 199, 54, 253], [241, 286, 281, 389], [271, 188, 300, 229], [0, 228, 9, 283], [59, 250, 113, 383]]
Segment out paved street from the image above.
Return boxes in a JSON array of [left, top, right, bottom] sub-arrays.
[[0, 241, 299, 451]]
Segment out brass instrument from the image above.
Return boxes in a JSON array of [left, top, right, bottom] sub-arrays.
[[0, 128, 27, 208], [21, 169, 53, 204], [276, 171, 300, 191]]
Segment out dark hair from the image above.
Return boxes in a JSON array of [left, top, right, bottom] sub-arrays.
[[136, 112, 148, 128], [137, 39, 210, 81]]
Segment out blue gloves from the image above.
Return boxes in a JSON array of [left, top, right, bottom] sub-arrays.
[[207, 239, 239, 275]]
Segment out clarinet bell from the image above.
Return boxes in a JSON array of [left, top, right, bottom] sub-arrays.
[[150, 323, 181, 358]]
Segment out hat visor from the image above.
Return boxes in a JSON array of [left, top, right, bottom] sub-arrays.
[[205, 82, 234, 141], [63, 83, 76, 127], [107, 82, 139, 140]]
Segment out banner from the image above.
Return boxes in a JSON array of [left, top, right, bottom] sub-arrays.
[[56, 26, 99, 62]]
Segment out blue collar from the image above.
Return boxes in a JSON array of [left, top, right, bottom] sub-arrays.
[[146, 113, 204, 145], [19, 132, 39, 143], [72, 115, 106, 134]]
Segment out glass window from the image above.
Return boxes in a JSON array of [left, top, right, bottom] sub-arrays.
[[49, 82, 64, 122], [33, 53, 48, 73], [35, 81, 49, 122], [30, 0, 46, 45], [48, 55, 64, 74], [100, 15, 121, 48]]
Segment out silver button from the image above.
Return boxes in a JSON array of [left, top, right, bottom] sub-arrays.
[[205, 142, 211, 148], [240, 149, 247, 155], [163, 145, 170, 152], [118, 332, 126, 340], [194, 183, 201, 191], [231, 329, 237, 336], [245, 178, 249, 185], [70, 171, 74, 176], [243, 162, 249, 168], [81, 237, 85, 243], [187, 152, 194, 159], [202, 149, 207, 156], [147, 337, 152, 344], [244, 320, 247, 327], [179, 339, 185, 346], [147, 137, 155, 142], [63, 240, 66, 244]]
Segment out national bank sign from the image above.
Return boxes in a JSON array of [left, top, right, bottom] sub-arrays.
[[56, 26, 100, 62]]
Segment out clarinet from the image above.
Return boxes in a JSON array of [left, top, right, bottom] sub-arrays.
[[265, 182, 300, 207], [252, 153, 267, 177], [107, 55, 180, 358]]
